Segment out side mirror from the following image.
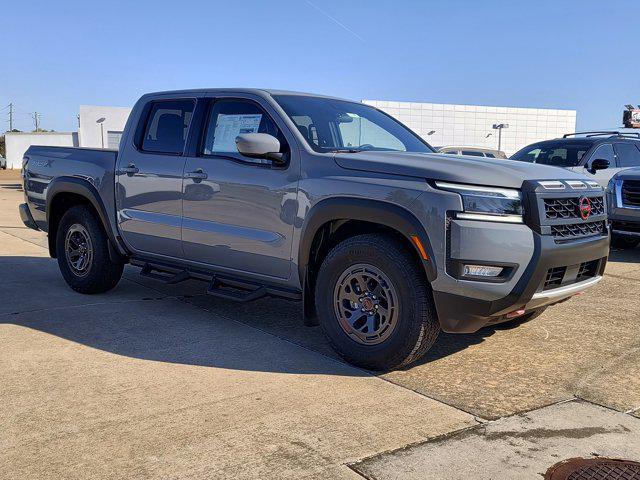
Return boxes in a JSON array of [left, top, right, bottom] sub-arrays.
[[235, 133, 285, 165], [588, 158, 610, 174]]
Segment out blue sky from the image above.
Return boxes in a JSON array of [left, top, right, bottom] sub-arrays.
[[1, 0, 638, 132]]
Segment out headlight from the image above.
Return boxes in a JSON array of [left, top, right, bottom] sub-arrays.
[[434, 181, 523, 223]]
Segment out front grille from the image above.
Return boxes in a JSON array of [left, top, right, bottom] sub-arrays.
[[544, 196, 605, 219], [622, 180, 640, 207], [577, 260, 599, 281], [551, 220, 605, 239], [542, 259, 601, 291], [544, 267, 566, 290]]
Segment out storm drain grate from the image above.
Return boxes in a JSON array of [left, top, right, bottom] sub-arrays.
[[545, 458, 640, 480]]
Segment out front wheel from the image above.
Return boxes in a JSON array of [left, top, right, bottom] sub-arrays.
[[315, 234, 440, 371], [56, 205, 124, 294]]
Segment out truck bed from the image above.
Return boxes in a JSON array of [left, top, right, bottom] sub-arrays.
[[23, 146, 118, 232]]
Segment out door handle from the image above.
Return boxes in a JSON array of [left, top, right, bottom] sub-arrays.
[[185, 168, 208, 181], [120, 164, 139, 176]]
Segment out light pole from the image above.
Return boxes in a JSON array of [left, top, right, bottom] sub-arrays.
[[96, 117, 106, 148], [492, 123, 509, 152]]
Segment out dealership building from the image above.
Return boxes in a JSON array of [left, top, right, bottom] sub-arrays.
[[4, 99, 576, 168], [4, 105, 132, 169], [363, 100, 577, 156]]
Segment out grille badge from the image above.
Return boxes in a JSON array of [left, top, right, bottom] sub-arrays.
[[579, 196, 592, 220]]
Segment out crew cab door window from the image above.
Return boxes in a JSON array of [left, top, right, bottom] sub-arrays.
[[202, 99, 288, 164], [614, 143, 640, 167], [141, 100, 195, 154], [590, 143, 616, 165]]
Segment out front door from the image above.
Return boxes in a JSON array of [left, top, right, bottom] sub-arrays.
[[569, 143, 618, 188], [181, 95, 299, 280], [116, 98, 196, 258]]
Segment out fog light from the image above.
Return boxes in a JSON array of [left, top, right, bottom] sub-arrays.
[[463, 264, 504, 277]]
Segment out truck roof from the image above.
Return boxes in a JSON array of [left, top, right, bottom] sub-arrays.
[[142, 88, 350, 101]]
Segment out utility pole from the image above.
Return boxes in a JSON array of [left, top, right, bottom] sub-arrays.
[[32, 112, 41, 131], [8, 103, 13, 131]]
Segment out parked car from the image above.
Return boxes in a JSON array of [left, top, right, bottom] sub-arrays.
[[510, 131, 640, 187], [0, 155, 6, 170], [438, 146, 507, 158], [19, 89, 609, 370], [607, 167, 640, 249]]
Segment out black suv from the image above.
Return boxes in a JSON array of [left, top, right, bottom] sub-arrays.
[[510, 131, 640, 189]]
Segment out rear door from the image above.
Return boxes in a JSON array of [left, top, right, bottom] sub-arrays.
[[181, 93, 300, 280], [116, 96, 197, 258], [614, 142, 640, 171]]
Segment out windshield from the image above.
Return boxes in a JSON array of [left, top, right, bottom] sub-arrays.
[[273, 95, 435, 154], [510, 141, 592, 167]]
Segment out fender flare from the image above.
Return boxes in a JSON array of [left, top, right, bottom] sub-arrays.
[[298, 197, 437, 283], [46, 176, 127, 259]]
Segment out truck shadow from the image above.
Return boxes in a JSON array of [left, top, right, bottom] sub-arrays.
[[0, 255, 541, 376]]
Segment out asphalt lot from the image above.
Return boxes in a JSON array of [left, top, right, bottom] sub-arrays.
[[1, 169, 639, 479]]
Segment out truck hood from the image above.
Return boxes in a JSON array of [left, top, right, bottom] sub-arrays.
[[334, 151, 588, 189], [614, 166, 640, 181]]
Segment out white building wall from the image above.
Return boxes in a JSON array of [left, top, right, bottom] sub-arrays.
[[4, 132, 78, 169], [363, 100, 577, 156], [78, 105, 132, 149]]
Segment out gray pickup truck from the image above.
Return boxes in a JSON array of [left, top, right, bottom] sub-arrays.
[[19, 89, 609, 370]]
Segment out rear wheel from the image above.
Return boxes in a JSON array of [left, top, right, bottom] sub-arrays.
[[611, 234, 640, 249], [315, 234, 440, 371], [56, 205, 124, 294]]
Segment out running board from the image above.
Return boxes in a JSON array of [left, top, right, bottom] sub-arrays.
[[140, 264, 190, 284], [132, 260, 301, 302], [206, 276, 268, 302]]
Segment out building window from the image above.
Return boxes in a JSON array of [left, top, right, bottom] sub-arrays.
[[107, 131, 123, 150]]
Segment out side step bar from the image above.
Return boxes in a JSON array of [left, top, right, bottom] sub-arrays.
[[207, 276, 267, 303], [140, 264, 190, 284], [136, 261, 301, 303]]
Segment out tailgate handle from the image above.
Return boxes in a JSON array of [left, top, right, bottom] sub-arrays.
[[120, 164, 139, 176], [185, 169, 208, 181]]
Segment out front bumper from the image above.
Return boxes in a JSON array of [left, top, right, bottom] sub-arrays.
[[609, 208, 640, 238], [433, 232, 609, 333]]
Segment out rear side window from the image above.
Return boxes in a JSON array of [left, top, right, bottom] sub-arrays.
[[485, 153, 496, 158], [614, 143, 640, 167], [141, 100, 195, 154]]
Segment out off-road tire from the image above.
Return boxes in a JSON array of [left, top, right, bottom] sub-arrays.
[[56, 205, 124, 294], [315, 234, 440, 371], [611, 234, 639, 250]]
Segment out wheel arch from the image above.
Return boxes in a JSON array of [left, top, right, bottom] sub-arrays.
[[46, 177, 127, 261], [298, 197, 436, 323]]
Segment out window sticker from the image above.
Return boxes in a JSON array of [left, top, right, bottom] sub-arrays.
[[212, 114, 262, 152]]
